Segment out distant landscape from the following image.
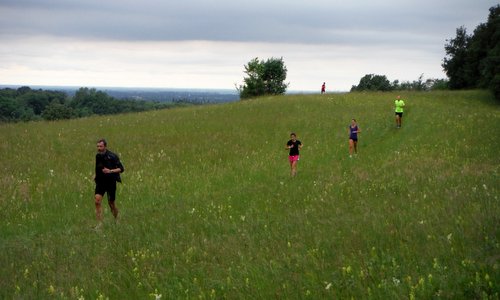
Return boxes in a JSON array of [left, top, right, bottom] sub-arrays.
[[0, 85, 240, 104], [0, 85, 244, 122]]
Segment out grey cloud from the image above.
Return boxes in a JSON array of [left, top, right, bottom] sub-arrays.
[[0, 0, 497, 45]]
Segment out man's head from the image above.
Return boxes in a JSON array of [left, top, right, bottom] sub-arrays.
[[97, 138, 107, 153], [396, 95, 401, 100]]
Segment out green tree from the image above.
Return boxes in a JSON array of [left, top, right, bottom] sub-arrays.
[[42, 101, 74, 120], [16, 106, 37, 122], [238, 57, 289, 99], [0, 96, 17, 122], [351, 74, 392, 91], [71, 87, 115, 115], [442, 5, 500, 99], [442, 26, 474, 89], [428, 78, 449, 90], [20, 91, 50, 115], [16, 87, 68, 116], [476, 5, 500, 98], [16, 86, 32, 96]]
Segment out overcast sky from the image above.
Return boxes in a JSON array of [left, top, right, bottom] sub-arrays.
[[0, 0, 497, 91]]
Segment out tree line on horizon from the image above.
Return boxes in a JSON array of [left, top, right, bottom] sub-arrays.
[[0, 87, 174, 122], [350, 74, 449, 92]]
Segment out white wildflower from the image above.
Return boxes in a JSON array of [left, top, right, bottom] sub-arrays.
[[392, 277, 400, 285]]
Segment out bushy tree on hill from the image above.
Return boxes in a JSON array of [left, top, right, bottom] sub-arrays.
[[238, 57, 289, 99], [0, 87, 63, 121], [42, 101, 74, 120], [0, 94, 17, 121], [71, 87, 116, 116], [442, 26, 475, 89], [351, 74, 392, 92], [443, 5, 500, 99]]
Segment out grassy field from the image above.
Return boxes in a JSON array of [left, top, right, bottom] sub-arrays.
[[0, 90, 498, 299]]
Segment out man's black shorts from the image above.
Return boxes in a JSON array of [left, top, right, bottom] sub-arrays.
[[95, 180, 117, 201], [395, 112, 403, 117]]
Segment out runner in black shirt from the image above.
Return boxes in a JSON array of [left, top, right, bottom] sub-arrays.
[[94, 139, 124, 224], [286, 133, 302, 177]]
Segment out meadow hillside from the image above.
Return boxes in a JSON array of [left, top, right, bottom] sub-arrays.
[[0, 90, 498, 299]]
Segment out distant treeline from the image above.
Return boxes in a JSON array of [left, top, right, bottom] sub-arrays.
[[351, 74, 448, 92], [0, 87, 203, 122], [99, 89, 238, 103]]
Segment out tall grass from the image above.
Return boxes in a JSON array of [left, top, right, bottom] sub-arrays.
[[0, 90, 498, 299]]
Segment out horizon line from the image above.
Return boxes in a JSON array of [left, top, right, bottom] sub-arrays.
[[0, 83, 337, 94]]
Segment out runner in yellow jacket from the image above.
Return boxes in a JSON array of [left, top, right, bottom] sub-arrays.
[[394, 95, 405, 128]]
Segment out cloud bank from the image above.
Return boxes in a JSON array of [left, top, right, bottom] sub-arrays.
[[0, 0, 497, 90]]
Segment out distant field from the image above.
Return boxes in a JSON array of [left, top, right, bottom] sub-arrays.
[[0, 90, 498, 299]]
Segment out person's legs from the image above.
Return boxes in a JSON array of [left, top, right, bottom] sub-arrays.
[[107, 181, 118, 219], [108, 200, 118, 219], [291, 160, 298, 177], [95, 194, 104, 222], [353, 140, 358, 154], [349, 139, 354, 156], [396, 113, 403, 127]]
